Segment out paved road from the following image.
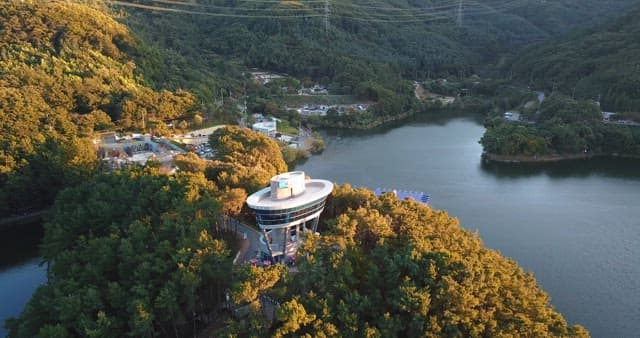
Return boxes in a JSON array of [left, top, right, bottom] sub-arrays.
[[225, 218, 262, 262]]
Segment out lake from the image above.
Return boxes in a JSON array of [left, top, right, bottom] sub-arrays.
[[2, 117, 639, 337], [296, 117, 640, 338], [0, 224, 46, 337]]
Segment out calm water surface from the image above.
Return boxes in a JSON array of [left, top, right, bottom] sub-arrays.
[[297, 117, 640, 338]]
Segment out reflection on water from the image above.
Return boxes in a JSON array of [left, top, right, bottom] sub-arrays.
[[0, 223, 46, 337], [480, 157, 640, 180], [0, 223, 43, 269], [321, 113, 486, 139]]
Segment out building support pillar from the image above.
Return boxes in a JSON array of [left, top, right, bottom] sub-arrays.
[[283, 227, 290, 259], [311, 217, 319, 233], [263, 229, 274, 259]]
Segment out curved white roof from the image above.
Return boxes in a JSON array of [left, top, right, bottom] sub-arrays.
[[271, 171, 305, 183], [247, 179, 333, 210]]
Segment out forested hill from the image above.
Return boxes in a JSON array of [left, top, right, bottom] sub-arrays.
[[509, 5, 640, 112], [0, 1, 196, 217], [115, 0, 638, 105], [7, 127, 590, 337]]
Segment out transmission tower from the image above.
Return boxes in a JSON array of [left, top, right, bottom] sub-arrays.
[[324, 0, 330, 33], [456, 0, 463, 26]]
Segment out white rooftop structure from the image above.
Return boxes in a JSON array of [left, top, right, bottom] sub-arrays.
[[246, 171, 333, 262], [252, 120, 277, 137]]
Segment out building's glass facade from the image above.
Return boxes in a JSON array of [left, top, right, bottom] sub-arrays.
[[253, 199, 326, 226]]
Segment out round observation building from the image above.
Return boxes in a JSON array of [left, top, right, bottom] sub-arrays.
[[246, 171, 333, 262]]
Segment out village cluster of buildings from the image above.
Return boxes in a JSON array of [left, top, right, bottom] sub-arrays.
[[95, 132, 183, 170], [95, 113, 307, 171], [95, 70, 374, 169], [250, 70, 374, 118]]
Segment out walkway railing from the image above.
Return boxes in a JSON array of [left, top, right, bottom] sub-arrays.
[[218, 216, 261, 265]]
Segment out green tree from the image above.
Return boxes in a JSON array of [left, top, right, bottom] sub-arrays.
[[0, 1, 196, 217], [208, 126, 287, 192], [274, 298, 316, 338], [226, 185, 590, 337], [174, 152, 208, 173], [7, 168, 232, 337]]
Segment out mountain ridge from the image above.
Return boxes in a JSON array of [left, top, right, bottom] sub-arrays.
[[509, 4, 640, 111]]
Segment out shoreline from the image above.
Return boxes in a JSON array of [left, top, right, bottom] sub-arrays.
[[0, 209, 49, 231], [317, 111, 414, 130], [482, 152, 640, 163], [315, 108, 471, 131]]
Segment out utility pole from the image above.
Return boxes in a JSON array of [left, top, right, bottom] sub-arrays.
[[324, 0, 330, 34], [529, 70, 534, 85], [243, 83, 247, 115], [456, 0, 463, 27]]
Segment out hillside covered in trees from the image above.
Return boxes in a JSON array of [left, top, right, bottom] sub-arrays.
[[119, 0, 638, 82], [3, 1, 637, 334], [7, 127, 589, 337], [480, 94, 640, 159], [5, 167, 235, 337], [115, 0, 639, 125], [509, 6, 640, 112], [0, 1, 197, 217], [222, 183, 589, 337]]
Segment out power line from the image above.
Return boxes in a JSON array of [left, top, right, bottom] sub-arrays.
[[107, 1, 325, 18], [461, 0, 531, 16], [333, 10, 461, 23], [105, 0, 537, 23], [148, 0, 322, 12], [330, 9, 454, 18], [331, 0, 525, 12], [330, 0, 532, 21], [331, 1, 459, 12]]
